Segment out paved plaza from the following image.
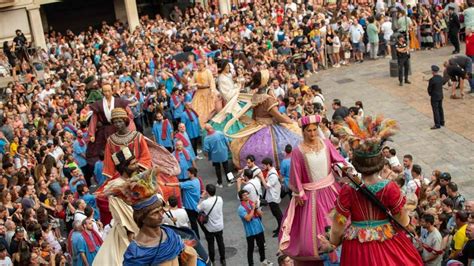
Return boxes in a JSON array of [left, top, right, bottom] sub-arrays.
[[194, 46, 474, 265]]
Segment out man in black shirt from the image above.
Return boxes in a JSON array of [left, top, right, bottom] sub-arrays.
[[396, 35, 411, 86], [427, 65, 444, 129], [331, 99, 349, 121], [448, 6, 461, 54], [12, 30, 28, 62]]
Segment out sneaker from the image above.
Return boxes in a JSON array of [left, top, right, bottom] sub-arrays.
[[226, 183, 234, 187], [261, 259, 273, 266], [197, 149, 202, 154], [399, 82, 403, 86], [196, 155, 204, 160], [405, 80, 411, 84], [334, 64, 341, 68], [216, 184, 223, 188]]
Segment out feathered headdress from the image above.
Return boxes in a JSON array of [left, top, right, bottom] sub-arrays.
[[98, 168, 162, 210], [333, 115, 399, 158]]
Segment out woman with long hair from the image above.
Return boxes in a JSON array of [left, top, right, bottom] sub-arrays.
[[426, 169, 442, 194]]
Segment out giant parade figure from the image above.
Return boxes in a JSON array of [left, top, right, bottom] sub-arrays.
[[225, 69, 302, 168], [278, 114, 346, 265], [92, 108, 206, 265], [318, 116, 423, 265]]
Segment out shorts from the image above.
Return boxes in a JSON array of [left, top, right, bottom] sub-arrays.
[[352, 42, 362, 52], [333, 46, 340, 54], [327, 46, 334, 54]]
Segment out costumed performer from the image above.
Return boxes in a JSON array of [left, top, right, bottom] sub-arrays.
[[226, 69, 302, 168], [191, 59, 218, 128], [96, 107, 151, 226], [97, 108, 181, 226], [93, 111, 185, 265], [318, 116, 423, 266], [98, 165, 203, 265], [278, 114, 346, 266], [208, 60, 249, 136], [86, 83, 135, 167]]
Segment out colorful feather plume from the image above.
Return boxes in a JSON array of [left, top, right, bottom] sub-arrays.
[[333, 115, 399, 157], [98, 168, 159, 206]]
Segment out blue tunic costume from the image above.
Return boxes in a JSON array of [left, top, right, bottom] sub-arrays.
[[173, 150, 194, 180], [123, 226, 184, 266], [170, 96, 184, 121], [180, 110, 201, 140], [152, 120, 174, 149]]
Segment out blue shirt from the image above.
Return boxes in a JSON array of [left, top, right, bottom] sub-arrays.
[[170, 96, 184, 119], [0, 139, 7, 154], [184, 92, 193, 103], [173, 151, 193, 180], [280, 157, 291, 188], [203, 131, 229, 163], [72, 231, 85, 266], [81, 193, 100, 220], [160, 77, 175, 95], [238, 203, 264, 237], [78, 231, 99, 264], [94, 161, 105, 187], [72, 140, 87, 167], [69, 176, 86, 193], [180, 111, 201, 139], [152, 120, 173, 148], [180, 178, 201, 211], [174, 133, 196, 159]]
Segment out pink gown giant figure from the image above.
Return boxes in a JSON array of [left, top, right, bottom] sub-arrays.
[[279, 115, 346, 265]]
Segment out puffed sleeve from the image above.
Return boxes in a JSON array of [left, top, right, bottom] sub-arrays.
[[289, 148, 307, 200], [335, 184, 352, 218], [385, 181, 406, 215]]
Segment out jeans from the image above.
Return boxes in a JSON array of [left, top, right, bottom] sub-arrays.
[[268, 202, 283, 232], [213, 161, 230, 185], [202, 228, 226, 263], [185, 209, 200, 239], [431, 100, 445, 127], [246, 232, 265, 265]]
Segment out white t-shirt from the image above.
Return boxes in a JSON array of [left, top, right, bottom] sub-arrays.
[[162, 208, 190, 228], [0, 256, 12, 266], [285, 2, 297, 12], [243, 178, 262, 205], [381, 21, 394, 41], [197, 196, 224, 232], [388, 156, 401, 167], [264, 168, 281, 204], [312, 93, 325, 106], [349, 24, 364, 43], [74, 211, 87, 223]]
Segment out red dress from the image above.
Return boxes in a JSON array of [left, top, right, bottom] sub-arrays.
[[335, 180, 423, 266]]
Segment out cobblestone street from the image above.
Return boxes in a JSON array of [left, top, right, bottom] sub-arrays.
[[313, 45, 474, 196]]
